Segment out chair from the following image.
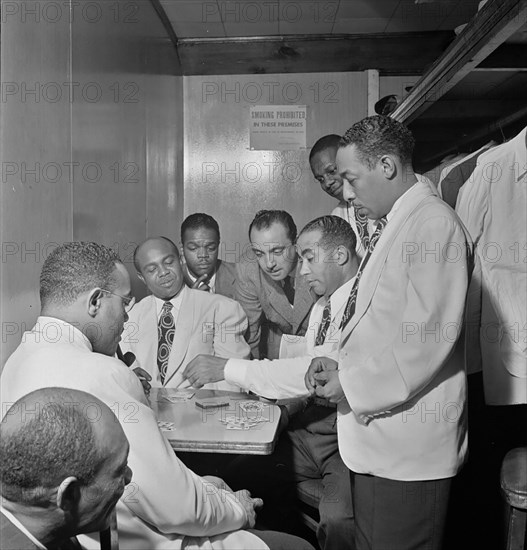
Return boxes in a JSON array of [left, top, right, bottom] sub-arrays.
[[296, 478, 322, 533], [500, 447, 527, 550]]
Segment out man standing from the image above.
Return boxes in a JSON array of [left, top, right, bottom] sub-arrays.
[[122, 236, 249, 390], [307, 116, 472, 550], [236, 210, 314, 359], [1, 387, 132, 550], [309, 134, 372, 257], [180, 213, 237, 300], [1, 242, 311, 550], [184, 215, 359, 550]]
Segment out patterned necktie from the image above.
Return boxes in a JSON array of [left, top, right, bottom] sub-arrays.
[[340, 217, 387, 330], [353, 206, 371, 250], [283, 276, 295, 306], [157, 301, 175, 384], [315, 299, 332, 346]]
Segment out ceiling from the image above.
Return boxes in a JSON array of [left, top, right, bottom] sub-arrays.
[[153, 0, 527, 170]]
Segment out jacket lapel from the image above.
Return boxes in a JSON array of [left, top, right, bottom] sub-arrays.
[[340, 181, 435, 345], [164, 286, 193, 386], [292, 273, 315, 334], [215, 260, 235, 297]]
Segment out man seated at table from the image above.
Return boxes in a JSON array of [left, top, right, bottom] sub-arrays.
[[235, 210, 314, 360], [1, 241, 314, 550], [180, 213, 237, 300], [1, 387, 132, 550], [121, 236, 249, 390], [184, 215, 359, 550]]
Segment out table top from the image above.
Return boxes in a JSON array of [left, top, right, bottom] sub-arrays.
[[149, 388, 282, 455]]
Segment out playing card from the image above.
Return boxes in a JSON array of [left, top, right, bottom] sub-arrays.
[[157, 421, 177, 431]]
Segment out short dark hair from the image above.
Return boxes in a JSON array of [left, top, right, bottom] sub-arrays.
[[299, 215, 357, 254], [40, 243, 121, 307], [0, 388, 101, 506], [340, 115, 415, 169], [181, 213, 220, 242], [132, 236, 179, 272], [249, 210, 297, 243], [309, 134, 341, 163]]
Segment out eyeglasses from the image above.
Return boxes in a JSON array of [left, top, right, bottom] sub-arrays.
[[100, 289, 136, 312]]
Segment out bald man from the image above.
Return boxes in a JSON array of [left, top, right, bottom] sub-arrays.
[[121, 236, 250, 390], [0, 387, 132, 550]]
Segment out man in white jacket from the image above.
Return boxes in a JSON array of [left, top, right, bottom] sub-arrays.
[[184, 215, 360, 550], [1, 242, 314, 550]]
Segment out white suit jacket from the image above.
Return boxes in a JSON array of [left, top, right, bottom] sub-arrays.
[[0, 318, 267, 550], [456, 127, 527, 405], [336, 180, 473, 481], [121, 286, 250, 390], [225, 278, 355, 400]]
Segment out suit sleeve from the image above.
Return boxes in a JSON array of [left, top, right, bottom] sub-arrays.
[[340, 214, 471, 415], [211, 298, 251, 360], [105, 364, 248, 536], [225, 356, 311, 399], [234, 263, 263, 359]]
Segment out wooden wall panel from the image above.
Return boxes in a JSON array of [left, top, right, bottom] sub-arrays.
[[183, 72, 367, 259]]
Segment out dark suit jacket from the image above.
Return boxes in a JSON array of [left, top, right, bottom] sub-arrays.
[[0, 511, 81, 550], [235, 260, 315, 359], [183, 260, 237, 301]]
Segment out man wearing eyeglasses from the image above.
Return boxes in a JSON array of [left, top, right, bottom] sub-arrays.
[[1, 242, 313, 550]]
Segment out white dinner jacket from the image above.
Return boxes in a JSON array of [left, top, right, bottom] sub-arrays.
[[1, 318, 267, 550], [225, 278, 355, 400], [122, 286, 250, 390], [337, 180, 473, 481]]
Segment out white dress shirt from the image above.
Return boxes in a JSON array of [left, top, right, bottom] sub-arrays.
[[224, 277, 355, 400]]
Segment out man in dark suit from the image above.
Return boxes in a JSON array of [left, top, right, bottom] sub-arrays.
[[235, 210, 314, 359], [0, 387, 132, 550], [180, 213, 237, 300]]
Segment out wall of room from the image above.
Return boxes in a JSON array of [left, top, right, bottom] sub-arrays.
[[183, 72, 368, 259], [0, 0, 183, 366]]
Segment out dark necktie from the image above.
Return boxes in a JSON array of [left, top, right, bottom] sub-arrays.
[[283, 276, 295, 306], [354, 206, 371, 250], [315, 300, 332, 346], [157, 301, 175, 384], [340, 217, 387, 330]]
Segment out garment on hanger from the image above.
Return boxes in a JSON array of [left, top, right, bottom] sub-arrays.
[[456, 126, 527, 405]]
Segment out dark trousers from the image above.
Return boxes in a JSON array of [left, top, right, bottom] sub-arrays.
[[351, 472, 451, 550], [222, 404, 355, 550]]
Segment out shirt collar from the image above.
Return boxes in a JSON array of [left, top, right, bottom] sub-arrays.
[[35, 317, 92, 351], [386, 182, 417, 223], [154, 286, 185, 317], [1, 506, 47, 550], [329, 276, 356, 309]]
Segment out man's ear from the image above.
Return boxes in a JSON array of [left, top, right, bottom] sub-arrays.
[[56, 476, 80, 512], [136, 272, 145, 284], [379, 154, 397, 179], [87, 289, 104, 317], [335, 245, 350, 266]]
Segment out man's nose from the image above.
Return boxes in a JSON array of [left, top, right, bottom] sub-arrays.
[[299, 259, 310, 276], [125, 466, 133, 485], [342, 180, 355, 203], [266, 254, 276, 269], [197, 247, 208, 258]]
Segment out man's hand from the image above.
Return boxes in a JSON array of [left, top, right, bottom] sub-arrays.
[[133, 367, 152, 394], [314, 370, 346, 404], [183, 354, 227, 388], [233, 489, 264, 529], [305, 356, 338, 394], [191, 273, 210, 291]]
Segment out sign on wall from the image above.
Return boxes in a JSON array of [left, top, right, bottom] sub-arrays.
[[249, 105, 307, 150]]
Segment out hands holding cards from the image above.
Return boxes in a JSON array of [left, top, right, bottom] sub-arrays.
[[305, 356, 346, 404], [183, 354, 227, 388]]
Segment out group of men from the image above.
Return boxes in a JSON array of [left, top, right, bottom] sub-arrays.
[[1, 115, 473, 550]]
